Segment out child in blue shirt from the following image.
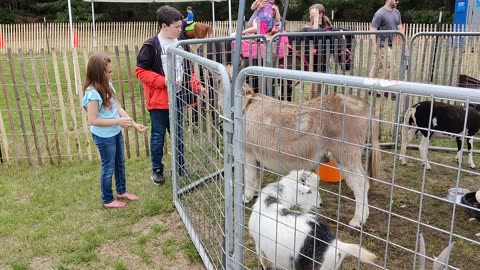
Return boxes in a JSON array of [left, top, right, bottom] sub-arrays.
[[82, 54, 147, 208]]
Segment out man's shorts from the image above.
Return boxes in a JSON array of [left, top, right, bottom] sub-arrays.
[[374, 46, 393, 70]]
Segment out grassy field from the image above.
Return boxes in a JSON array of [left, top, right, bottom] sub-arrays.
[[0, 157, 205, 270]]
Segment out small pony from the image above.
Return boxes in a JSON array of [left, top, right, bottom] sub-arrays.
[[183, 22, 213, 39]]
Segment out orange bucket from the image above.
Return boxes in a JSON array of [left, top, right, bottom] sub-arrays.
[[314, 161, 345, 183]]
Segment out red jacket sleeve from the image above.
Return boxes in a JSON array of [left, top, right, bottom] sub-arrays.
[[189, 70, 204, 94], [135, 66, 166, 91]]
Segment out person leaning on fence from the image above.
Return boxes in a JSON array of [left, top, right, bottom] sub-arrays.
[[136, 5, 207, 186], [368, 0, 403, 81], [82, 54, 148, 209], [300, 3, 334, 98]]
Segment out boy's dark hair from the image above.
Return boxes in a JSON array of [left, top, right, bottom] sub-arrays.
[[156, 5, 183, 27]]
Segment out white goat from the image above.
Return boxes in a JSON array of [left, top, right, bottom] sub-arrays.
[[248, 170, 376, 270]]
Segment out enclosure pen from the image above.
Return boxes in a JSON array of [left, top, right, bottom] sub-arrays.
[[1, 16, 480, 270]]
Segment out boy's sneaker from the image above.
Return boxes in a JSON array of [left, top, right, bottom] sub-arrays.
[[151, 169, 165, 185]]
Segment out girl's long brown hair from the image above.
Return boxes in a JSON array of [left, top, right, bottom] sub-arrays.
[[308, 4, 333, 28], [83, 54, 114, 108]]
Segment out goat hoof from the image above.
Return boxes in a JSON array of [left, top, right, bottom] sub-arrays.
[[349, 219, 362, 228]]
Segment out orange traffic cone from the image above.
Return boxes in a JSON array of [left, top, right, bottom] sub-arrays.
[[314, 161, 345, 183], [73, 28, 79, 48], [0, 32, 5, 48]]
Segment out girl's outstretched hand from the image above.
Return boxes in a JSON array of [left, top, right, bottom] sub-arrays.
[[133, 122, 148, 132], [118, 117, 133, 128]]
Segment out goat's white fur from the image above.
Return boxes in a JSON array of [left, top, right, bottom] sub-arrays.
[[248, 170, 376, 270]]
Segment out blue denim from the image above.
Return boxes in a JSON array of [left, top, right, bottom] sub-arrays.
[[149, 97, 185, 173], [92, 132, 126, 204]]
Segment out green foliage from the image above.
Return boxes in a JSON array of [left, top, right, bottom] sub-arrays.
[[0, 0, 457, 23], [403, 8, 452, 24], [31, 0, 91, 22], [0, 8, 18, 24]]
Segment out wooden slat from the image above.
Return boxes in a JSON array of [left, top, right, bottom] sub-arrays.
[[73, 47, 92, 160], [80, 49, 94, 160], [123, 45, 140, 157], [18, 49, 43, 164], [62, 50, 82, 160], [0, 106, 7, 164], [52, 49, 72, 162], [113, 46, 131, 159], [32, 49, 53, 164], [8, 48, 32, 165], [0, 49, 16, 163], [134, 45, 150, 157], [40, 48, 62, 162]]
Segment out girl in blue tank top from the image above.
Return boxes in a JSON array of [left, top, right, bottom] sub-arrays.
[[82, 54, 147, 208]]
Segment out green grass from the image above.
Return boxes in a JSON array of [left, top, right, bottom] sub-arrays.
[[0, 157, 204, 269]]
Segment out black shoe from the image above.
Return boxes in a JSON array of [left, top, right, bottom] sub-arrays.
[[151, 169, 165, 185], [178, 166, 190, 178]]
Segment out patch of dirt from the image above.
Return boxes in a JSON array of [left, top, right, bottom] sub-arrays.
[[29, 256, 58, 270], [97, 211, 205, 270]]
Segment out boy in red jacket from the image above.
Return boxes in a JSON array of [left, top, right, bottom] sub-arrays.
[[136, 5, 206, 185]]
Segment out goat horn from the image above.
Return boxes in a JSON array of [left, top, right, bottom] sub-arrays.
[[419, 233, 426, 270], [432, 242, 454, 270]]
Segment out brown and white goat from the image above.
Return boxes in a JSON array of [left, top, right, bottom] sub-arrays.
[[229, 80, 381, 228], [400, 101, 480, 170]]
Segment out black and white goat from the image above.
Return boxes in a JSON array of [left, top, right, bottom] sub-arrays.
[[400, 101, 480, 170], [248, 170, 376, 270]]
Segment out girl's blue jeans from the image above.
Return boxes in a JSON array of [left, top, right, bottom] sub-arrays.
[[92, 132, 126, 204]]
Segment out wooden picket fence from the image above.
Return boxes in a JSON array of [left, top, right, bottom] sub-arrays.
[[1, 21, 480, 165], [0, 46, 149, 165], [2, 21, 480, 54]]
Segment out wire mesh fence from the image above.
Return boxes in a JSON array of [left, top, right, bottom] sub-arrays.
[[232, 67, 480, 270], [165, 32, 480, 270]]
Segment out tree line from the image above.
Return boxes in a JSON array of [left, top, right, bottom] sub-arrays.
[[0, 0, 455, 25]]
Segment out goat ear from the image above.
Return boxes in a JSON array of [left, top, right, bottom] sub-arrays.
[[432, 242, 454, 270], [419, 234, 426, 270], [242, 83, 254, 95]]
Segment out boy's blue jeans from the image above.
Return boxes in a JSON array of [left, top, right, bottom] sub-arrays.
[[92, 132, 126, 204], [149, 99, 185, 174]]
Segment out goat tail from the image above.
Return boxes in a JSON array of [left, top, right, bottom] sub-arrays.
[[369, 118, 381, 179], [338, 242, 377, 265]]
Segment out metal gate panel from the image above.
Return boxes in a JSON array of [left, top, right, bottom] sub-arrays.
[[167, 45, 233, 270], [233, 67, 480, 269]]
